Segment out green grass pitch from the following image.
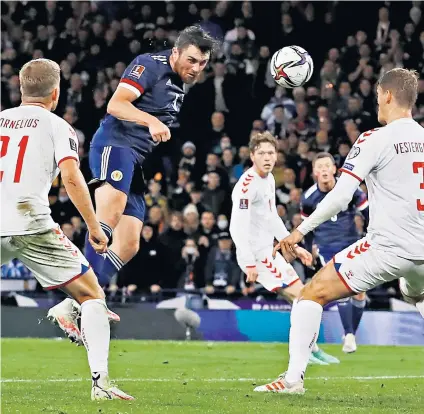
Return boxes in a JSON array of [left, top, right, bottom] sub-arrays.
[[1, 339, 424, 414]]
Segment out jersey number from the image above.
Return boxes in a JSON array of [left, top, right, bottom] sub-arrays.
[[0, 135, 29, 183], [413, 162, 424, 211]]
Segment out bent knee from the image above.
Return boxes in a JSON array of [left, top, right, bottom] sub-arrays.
[[300, 280, 333, 305]]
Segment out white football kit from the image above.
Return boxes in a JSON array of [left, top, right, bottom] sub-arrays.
[[298, 119, 424, 298], [230, 167, 299, 292], [0, 105, 89, 289]]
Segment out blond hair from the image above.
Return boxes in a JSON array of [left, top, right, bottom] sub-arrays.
[[19, 59, 60, 98], [377, 68, 418, 109], [249, 131, 278, 153]]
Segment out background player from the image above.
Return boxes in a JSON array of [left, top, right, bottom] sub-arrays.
[[254, 68, 424, 394], [302, 152, 369, 353], [49, 26, 219, 341], [0, 59, 132, 400], [230, 132, 339, 366]]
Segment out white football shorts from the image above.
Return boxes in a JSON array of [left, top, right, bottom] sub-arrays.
[[238, 246, 300, 292], [332, 236, 424, 297], [1, 226, 90, 290]]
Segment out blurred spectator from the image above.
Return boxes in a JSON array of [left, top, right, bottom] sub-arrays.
[[145, 179, 169, 218], [178, 141, 197, 174], [202, 172, 228, 216], [205, 232, 240, 295], [169, 168, 191, 212], [117, 223, 166, 295], [183, 204, 200, 236], [199, 7, 224, 42], [148, 205, 166, 236], [159, 212, 187, 287], [233, 146, 250, 179], [177, 237, 205, 289], [50, 186, 79, 224]]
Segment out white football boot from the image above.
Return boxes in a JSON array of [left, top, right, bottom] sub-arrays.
[[47, 298, 82, 345], [47, 298, 120, 346], [342, 333, 357, 353], [253, 372, 305, 394], [91, 373, 135, 401]]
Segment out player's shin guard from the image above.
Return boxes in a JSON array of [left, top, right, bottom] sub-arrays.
[[286, 300, 323, 383], [81, 299, 110, 379], [337, 297, 354, 335], [351, 297, 366, 333]]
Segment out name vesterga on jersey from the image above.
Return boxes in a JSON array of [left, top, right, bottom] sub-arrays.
[[394, 141, 424, 154]]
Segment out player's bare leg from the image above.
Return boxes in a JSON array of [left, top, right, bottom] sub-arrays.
[[255, 262, 351, 394], [48, 187, 143, 338], [61, 268, 134, 400], [107, 214, 143, 263], [277, 281, 339, 366]]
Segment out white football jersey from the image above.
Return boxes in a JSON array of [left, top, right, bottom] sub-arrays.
[[0, 105, 79, 236], [229, 167, 289, 266], [339, 118, 424, 259]]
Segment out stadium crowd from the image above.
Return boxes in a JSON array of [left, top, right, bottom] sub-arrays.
[[1, 1, 424, 301]]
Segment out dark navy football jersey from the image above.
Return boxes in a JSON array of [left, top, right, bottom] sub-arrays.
[[301, 181, 369, 260], [91, 49, 185, 163]]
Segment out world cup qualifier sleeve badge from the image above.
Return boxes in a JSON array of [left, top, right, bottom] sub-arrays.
[[239, 199, 249, 209]]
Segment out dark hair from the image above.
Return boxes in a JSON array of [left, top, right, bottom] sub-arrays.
[[313, 152, 336, 166], [175, 25, 220, 56]]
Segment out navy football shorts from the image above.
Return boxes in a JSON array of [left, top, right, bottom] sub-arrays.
[[89, 145, 146, 222]]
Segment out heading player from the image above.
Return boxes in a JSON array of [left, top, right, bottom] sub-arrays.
[[302, 152, 369, 353], [230, 132, 339, 366], [49, 26, 219, 341], [255, 68, 424, 394], [0, 59, 132, 400]]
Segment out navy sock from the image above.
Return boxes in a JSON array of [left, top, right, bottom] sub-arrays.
[[100, 250, 124, 285], [351, 297, 366, 334], [99, 222, 113, 241], [84, 232, 106, 278], [337, 298, 354, 335]]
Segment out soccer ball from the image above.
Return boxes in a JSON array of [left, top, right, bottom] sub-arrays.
[[270, 45, 313, 88]]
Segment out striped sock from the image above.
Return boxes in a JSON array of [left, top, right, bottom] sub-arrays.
[[100, 222, 113, 242], [100, 250, 124, 284]]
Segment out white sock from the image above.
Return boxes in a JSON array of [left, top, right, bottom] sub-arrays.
[[80, 299, 110, 383], [291, 298, 319, 354], [286, 300, 323, 383]]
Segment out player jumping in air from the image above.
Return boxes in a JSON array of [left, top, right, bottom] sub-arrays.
[[0, 59, 133, 400], [229, 132, 339, 366], [255, 68, 424, 394], [48, 26, 219, 342], [302, 152, 369, 353]]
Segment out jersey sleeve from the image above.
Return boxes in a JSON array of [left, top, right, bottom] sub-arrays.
[[118, 56, 158, 98], [229, 179, 257, 267], [339, 129, 383, 182], [353, 188, 369, 211], [52, 118, 79, 167]]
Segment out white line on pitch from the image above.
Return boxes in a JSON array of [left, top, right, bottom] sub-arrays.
[[1, 375, 424, 384]]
